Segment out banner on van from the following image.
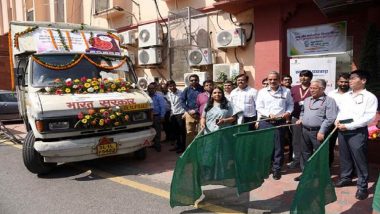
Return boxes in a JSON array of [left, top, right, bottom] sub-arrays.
[[287, 22, 347, 56]]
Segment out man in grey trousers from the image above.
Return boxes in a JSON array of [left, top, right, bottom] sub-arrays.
[[294, 79, 337, 181]]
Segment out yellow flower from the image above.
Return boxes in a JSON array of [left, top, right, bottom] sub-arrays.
[[84, 83, 91, 88], [91, 81, 98, 86], [115, 79, 121, 83], [99, 109, 106, 113], [86, 79, 92, 83], [94, 85, 99, 90], [110, 114, 116, 120], [99, 89, 104, 93], [114, 122, 120, 126], [116, 112, 122, 116], [121, 87, 126, 91], [111, 84, 116, 89], [85, 115, 90, 119], [81, 118, 87, 123], [99, 119, 104, 126], [65, 88, 71, 93], [74, 79, 80, 83]]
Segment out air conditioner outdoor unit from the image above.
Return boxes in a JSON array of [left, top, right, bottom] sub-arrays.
[[187, 48, 213, 66], [138, 48, 162, 65], [216, 27, 246, 48], [213, 63, 242, 82], [138, 22, 163, 48], [183, 72, 210, 87], [120, 30, 136, 45], [137, 77, 149, 90]]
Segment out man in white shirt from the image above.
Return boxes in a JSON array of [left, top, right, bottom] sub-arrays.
[[256, 71, 294, 180], [327, 73, 350, 167], [223, 80, 234, 101], [167, 80, 186, 153], [334, 70, 378, 200], [230, 73, 258, 129]]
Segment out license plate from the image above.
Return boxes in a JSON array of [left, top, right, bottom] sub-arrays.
[[96, 137, 118, 156]]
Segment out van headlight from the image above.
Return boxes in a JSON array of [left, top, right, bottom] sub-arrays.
[[48, 121, 70, 130], [132, 112, 147, 121]]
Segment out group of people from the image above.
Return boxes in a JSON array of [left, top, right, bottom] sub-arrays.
[[147, 69, 378, 201]]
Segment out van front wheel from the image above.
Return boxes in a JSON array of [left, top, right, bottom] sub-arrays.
[[22, 131, 56, 175]]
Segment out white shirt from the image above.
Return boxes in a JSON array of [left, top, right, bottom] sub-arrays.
[[327, 89, 350, 113], [256, 86, 294, 118], [225, 92, 231, 101], [168, 89, 185, 115], [336, 89, 377, 130], [230, 86, 258, 117]]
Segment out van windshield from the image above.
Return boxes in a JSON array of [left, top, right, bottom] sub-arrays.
[[32, 54, 135, 87]]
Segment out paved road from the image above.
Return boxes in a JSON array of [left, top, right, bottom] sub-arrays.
[[0, 125, 247, 214]]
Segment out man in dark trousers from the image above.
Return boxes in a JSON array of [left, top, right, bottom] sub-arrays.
[[327, 73, 350, 167], [335, 70, 378, 200], [147, 83, 167, 152], [256, 71, 294, 180], [288, 70, 313, 170], [294, 79, 337, 181]]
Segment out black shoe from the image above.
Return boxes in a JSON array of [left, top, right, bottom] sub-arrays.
[[176, 149, 185, 154], [355, 189, 368, 200], [294, 175, 301, 181], [155, 147, 161, 152], [287, 161, 299, 169], [273, 171, 281, 180], [334, 179, 351, 188], [169, 147, 178, 152]]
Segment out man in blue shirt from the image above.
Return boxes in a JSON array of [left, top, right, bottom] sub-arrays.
[[147, 83, 167, 152], [180, 74, 204, 146]]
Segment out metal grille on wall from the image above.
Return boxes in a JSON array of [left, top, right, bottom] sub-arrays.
[[167, 7, 209, 83]]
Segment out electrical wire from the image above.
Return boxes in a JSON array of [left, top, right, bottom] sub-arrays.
[[153, 0, 168, 39], [216, 11, 224, 30], [229, 13, 254, 42], [234, 48, 241, 64]]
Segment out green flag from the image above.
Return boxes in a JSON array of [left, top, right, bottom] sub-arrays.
[[170, 123, 276, 207], [290, 131, 337, 214], [373, 174, 380, 213]]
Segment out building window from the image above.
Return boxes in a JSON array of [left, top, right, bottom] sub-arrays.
[[26, 10, 34, 21], [55, 0, 65, 22], [94, 0, 109, 14]]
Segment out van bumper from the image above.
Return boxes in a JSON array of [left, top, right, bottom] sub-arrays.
[[34, 128, 156, 163]]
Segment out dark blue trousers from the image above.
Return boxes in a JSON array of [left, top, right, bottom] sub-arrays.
[[338, 127, 369, 190], [259, 120, 285, 172]]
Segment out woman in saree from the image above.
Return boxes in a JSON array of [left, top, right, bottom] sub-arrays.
[[200, 87, 240, 134]]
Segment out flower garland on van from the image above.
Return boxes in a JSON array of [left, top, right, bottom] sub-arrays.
[[74, 107, 130, 129], [44, 77, 131, 95], [32, 54, 127, 70]]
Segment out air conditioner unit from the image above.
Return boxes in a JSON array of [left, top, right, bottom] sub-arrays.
[[216, 27, 246, 48], [120, 30, 136, 46], [213, 63, 242, 82], [138, 22, 163, 48], [183, 72, 210, 87], [138, 48, 162, 65], [137, 77, 149, 90], [187, 48, 213, 66]]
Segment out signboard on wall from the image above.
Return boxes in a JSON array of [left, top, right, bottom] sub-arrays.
[[287, 21, 347, 56], [290, 57, 336, 93]]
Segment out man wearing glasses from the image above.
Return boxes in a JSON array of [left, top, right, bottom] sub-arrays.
[[288, 70, 313, 170], [294, 79, 337, 181], [256, 71, 294, 180], [180, 74, 204, 146], [334, 70, 378, 200]]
